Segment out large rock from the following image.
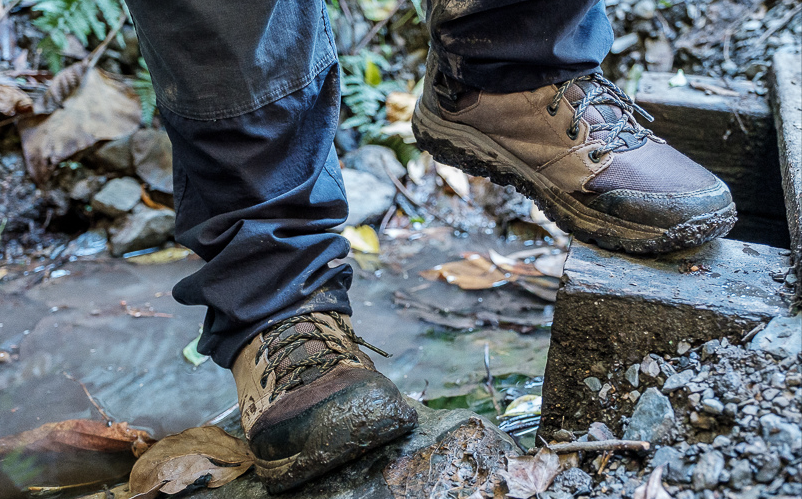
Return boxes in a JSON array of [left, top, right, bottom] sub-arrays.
[[749, 313, 802, 360], [342, 145, 406, 180], [759, 413, 802, 451], [339, 169, 395, 229], [132, 129, 173, 194], [110, 205, 176, 256], [189, 401, 520, 498], [623, 387, 675, 444], [539, 239, 792, 439], [91, 177, 142, 217]]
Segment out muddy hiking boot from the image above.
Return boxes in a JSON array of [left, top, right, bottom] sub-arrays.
[[412, 53, 737, 254], [231, 311, 418, 493]]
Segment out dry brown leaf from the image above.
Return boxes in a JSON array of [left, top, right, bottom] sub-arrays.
[[0, 419, 156, 456], [633, 466, 673, 499], [435, 162, 471, 201], [130, 426, 254, 497], [141, 185, 170, 210], [488, 249, 545, 278], [17, 68, 140, 184], [533, 253, 567, 278], [420, 253, 510, 290], [0, 85, 33, 116], [37, 61, 88, 114], [386, 91, 417, 122], [500, 448, 561, 499]]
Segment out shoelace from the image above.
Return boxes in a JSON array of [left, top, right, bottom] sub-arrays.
[[547, 73, 661, 162], [255, 312, 389, 400]]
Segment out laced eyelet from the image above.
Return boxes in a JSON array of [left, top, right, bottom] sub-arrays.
[[589, 150, 603, 163], [566, 126, 579, 140], [547, 104, 558, 116]]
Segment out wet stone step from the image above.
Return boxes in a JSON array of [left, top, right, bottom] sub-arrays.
[[770, 46, 802, 302], [538, 238, 793, 439], [188, 401, 520, 499]]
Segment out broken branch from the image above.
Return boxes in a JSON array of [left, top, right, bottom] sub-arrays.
[[530, 439, 650, 455]]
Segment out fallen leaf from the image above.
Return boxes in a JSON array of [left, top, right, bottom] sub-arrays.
[[533, 253, 567, 278], [342, 225, 381, 254], [406, 152, 432, 186], [501, 395, 542, 419], [386, 91, 417, 122], [17, 68, 141, 184], [0, 85, 33, 116], [435, 162, 471, 201], [633, 466, 673, 499], [421, 253, 510, 290], [500, 448, 562, 498], [37, 61, 88, 114], [126, 247, 192, 265], [489, 249, 545, 277], [130, 426, 254, 498], [667, 69, 687, 88], [0, 420, 155, 456], [183, 332, 209, 367]]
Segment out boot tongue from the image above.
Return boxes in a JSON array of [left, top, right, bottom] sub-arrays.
[[270, 322, 335, 388], [563, 80, 640, 148]]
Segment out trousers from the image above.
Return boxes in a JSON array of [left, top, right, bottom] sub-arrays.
[[123, 0, 613, 367]]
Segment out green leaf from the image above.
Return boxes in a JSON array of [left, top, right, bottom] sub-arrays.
[[182, 332, 209, 367], [364, 59, 382, 87]]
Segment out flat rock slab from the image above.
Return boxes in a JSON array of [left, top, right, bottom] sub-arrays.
[[770, 46, 802, 301], [190, 401, 520, 499], [539, 238, 792, 438]]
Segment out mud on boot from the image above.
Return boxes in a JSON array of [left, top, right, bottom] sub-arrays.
[[231, 312, 418, 493], [412, 51, 737, 254]]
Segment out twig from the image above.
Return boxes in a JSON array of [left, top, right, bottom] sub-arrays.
[[529, 439, 650, 455], [0, 0, 22, 23], [63, 372, 112, 423], [86, 13, 127, 69], [483, 342, 502, 416], [379, 203, 396, 235], [339, 0, 353, 24], [755, 4, 802, 47], [351, 0, 407, 55], [383, 164, 463, 230], [203, 403, 239, 426], [742, 322, 766, 343]]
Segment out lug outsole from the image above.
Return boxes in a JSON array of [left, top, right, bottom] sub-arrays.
[[412, 100, 737, 254]]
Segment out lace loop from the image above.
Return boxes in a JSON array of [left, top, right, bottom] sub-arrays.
[[254, 314, 387, 397], [548, 74, 656, 157]]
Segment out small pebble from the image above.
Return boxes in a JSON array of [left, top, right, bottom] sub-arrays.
[[628, 390, 640, 402], [688, 393, 701, 406], [625, 363, 640, 388], [724, 403, 738, 417], [770, 372, 786, 389], [774, 396, 789, 408], [677, 341, 691, 355], [762, 388, 779, 401], [584, 377, 602, 392], [712, 435, 731, 448], [786, 373, 801, 386], [742, 405, 759, 416], [702, 399, 724, 415]]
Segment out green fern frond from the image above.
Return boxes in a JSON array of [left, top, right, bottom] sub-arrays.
[[132, 57, 157, 126], [339, 51, 405, 140], [32, 0, 123, 71]]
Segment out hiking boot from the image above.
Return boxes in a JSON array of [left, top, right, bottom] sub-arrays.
[[231, 311, 417, 493], [412, 52, 737, 253]]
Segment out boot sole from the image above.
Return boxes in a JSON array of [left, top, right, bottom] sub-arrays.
[[251, 377, 417, 494], [412, 100, 737, 254]]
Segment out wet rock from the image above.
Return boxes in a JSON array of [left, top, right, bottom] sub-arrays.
[[342, 145, 406, 181], [70, 175, 107, 202], [64, 229, 108, 257], [652, 446, 690, 483], [552, 468, 592, 495], [132, 129, 173, 194], [755, 453, 782, 483], [729, 459, 753, 490], [91, 177, 142, 217], [195, 401, 520, 499], [632, 0, 656, 19], [662, 370, 694, 393], [584, 376, 602, 392], [692, 450, 725, 491], [702, 399, 724, 415], [611, 33, 639, 55], [623, 387, 675, 444], [749, 314, 802, 359], [760, 414, 802, 450], [625, 364, 640, 388], [588, 422, 615, 441], [339, 169, 395, 229], [110, 205, 176, 256], [93, 135, 134, 173]]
